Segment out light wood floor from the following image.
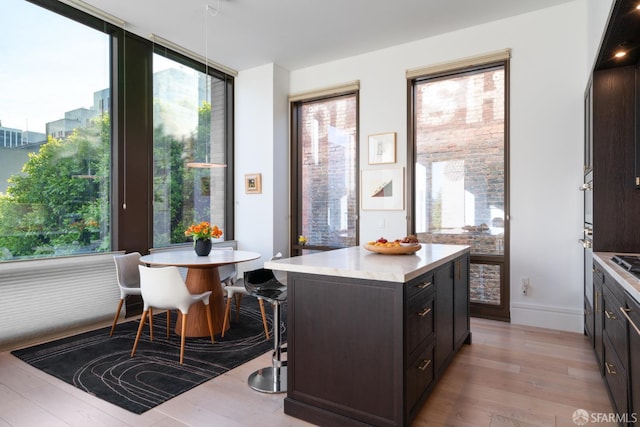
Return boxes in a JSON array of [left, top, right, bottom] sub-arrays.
[[0, 318, 615, 427]]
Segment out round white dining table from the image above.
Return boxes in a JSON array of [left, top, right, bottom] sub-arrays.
[[140, 249, 260, 337]]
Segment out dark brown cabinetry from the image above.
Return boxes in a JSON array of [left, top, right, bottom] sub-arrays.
[[453, 255, 470, 349], [284, 252, 470, 426], [602, 271, 629, 417], [592, 257, 640, 425], [589, 0, 640, 254], [592, 66, 640, 253], [593, 264, 604, 371], [624, 293, 640, 425], [586, 2, 640, 423], [434, 263, 453, 372]]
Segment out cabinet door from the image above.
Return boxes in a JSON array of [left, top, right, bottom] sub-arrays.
[[625, 294, 640, 424], [435, 262, 454, 372], [593, 263, 604, 371], [603, 335, 628, 418], [453, 254, 470, 348], [585, 297, 594, 344]]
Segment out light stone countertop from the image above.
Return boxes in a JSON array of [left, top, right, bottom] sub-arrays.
[[264, 244, 470, 283], [594, 252, 640, 302]]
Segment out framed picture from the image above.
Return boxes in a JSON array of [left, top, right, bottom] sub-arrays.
[[245, 173, 262, 194], [361, 168, 404, 210], [368, 132, 396, 165]]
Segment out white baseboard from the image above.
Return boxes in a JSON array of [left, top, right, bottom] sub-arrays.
[[510, 303, 584, 333]]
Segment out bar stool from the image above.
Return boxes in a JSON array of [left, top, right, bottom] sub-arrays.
[[243, 268, 287, 393]]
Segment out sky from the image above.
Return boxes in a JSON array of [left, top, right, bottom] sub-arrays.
[[0, 0, 110, 134]]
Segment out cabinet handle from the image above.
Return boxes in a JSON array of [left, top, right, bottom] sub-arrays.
[[605, 310, 616, 320], [418, 359, 432, 371], [579, 183, 592, 191], [417, 281, 432, 289], [605, 362, 617, 375], [418, 307, 432, 317], [579, 238, 592, 248], [594, 292, 599, 313], [619, 306, 640, 337]]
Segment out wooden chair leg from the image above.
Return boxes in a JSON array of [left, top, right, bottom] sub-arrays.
[[179, 313, 187, 364], [166, 310, 171, 339], [222, 296, 232, 338], [258, 298, 270, 340], [109, 298, 124, 336], [131, 310, 148, 357], [234, 294, 243, 322], [149, 307, 154, 341], [204, 303, 215, 344]]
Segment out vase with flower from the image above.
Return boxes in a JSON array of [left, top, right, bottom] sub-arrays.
[[184, 221, 223, 256]]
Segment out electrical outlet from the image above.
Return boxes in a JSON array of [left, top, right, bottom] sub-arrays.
[[521, 277, 530, 296]]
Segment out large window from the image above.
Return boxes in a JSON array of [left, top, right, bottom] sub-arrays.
[[291, 91, 359, 254], [0, 0, 111, 260], [411, 60, 510, 320], [1, 0, 234, 260], [152, 54, 228, 247]]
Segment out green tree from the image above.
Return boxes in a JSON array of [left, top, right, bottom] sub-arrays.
[[0, 115, 110, 259]]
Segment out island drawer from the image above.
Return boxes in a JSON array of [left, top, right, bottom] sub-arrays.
[[406, 271, 434, 299], [406, 291, 434, 353], [406, 340, 435, 415]]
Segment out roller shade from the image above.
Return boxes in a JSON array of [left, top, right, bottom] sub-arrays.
[[406, 49, 511, 79], [289, 80, 360, 102], [0, 252, 123, 351]]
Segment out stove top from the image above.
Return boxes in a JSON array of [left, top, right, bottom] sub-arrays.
[[612, 255, 640, 278]]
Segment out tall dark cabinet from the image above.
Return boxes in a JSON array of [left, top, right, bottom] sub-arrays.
[[585, 1, 640, 424], [591, 66, 639, 253]]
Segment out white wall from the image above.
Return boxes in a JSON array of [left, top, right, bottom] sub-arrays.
[[235, 0, 613, 332], [235, 64, 290, 276]]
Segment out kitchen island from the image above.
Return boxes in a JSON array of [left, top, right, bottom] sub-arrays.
[[264, 244, 471, 427]]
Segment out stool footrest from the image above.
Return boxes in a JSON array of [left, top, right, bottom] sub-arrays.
[[248, 366, 287, 393]]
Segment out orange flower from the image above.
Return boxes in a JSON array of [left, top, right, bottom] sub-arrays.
[[184, 221, 223, 240]]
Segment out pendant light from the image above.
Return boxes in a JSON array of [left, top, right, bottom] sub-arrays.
[[187, 2, 226, 169]]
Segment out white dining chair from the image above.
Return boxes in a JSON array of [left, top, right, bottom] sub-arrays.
[[131, 265, 215, 364], [221, 252, 283, 339], [111, 252, 144, 336]]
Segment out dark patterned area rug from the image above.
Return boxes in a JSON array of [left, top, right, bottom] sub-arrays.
[[11, 298, 285, 414]]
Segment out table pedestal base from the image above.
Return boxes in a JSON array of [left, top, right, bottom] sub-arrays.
[[175, 266, 228, 337]]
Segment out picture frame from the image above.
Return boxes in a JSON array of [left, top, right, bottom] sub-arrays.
[[245, 173, 262, 194], [361, 168, 404, 210], [368, 132, 397, 165]]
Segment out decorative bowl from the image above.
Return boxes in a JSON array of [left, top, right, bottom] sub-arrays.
[[363, 243, 421, 255]]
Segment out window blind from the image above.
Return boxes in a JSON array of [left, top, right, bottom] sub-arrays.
[[289, 80, 360, 102], [406, 49, 511, 79], [0, 252, 123, 351]]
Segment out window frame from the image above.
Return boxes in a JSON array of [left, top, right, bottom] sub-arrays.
[[407, 60, 511, 321], [290, 90, 360, 255], [5, 0, 235, 258], [150, 46, 235, 247]]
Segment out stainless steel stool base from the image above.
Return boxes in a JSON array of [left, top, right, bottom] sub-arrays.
[[248, 366, 287, 393]]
